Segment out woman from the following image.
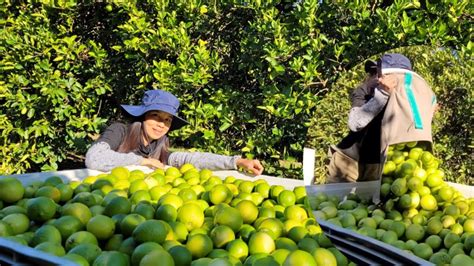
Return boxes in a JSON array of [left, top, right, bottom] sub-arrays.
[[85, 90, 264, 175]]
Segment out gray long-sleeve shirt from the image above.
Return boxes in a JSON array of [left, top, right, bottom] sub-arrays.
[[348, 87, 389, 132], [85, 122, 240, 172], [85, 142, 240, 172]]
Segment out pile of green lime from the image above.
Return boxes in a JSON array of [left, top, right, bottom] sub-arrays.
[[0, 164, 351, 266], [312, 141, 474, 265]]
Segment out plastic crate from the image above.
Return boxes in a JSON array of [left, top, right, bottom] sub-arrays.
[[0, 238, 77, 266], [305, 181, 473, 265], [316, 219, 434, 265]]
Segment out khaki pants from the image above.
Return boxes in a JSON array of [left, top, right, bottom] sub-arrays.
[[358, 164, 382, 181], [327, 146, 382, 183], [327, 146, 358, 183]]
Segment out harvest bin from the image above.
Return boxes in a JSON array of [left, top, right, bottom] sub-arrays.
[[305, 181, 473, 266], [0, 168, 303, 266], [2, 168, 470, 265], [0, 238, 78, 266], [317, 219, 433, 265]]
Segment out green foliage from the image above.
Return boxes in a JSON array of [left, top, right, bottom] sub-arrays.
[[1, 1, 471, 180], [0, 3, 110, 173], [306, 46, 473, 185]]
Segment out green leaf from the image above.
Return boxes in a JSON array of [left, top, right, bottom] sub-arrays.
[[219, 122, 232, 132]]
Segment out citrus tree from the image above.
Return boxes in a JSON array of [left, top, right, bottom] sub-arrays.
[[1, 1, 472, 180], [0, 2, 110, 173]]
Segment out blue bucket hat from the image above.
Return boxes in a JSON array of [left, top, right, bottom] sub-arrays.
[[378, 53, 412, 71], [121, 90, 189, 131]]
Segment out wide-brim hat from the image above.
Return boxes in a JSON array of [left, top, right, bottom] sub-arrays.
[[121, 90, 189, 131]]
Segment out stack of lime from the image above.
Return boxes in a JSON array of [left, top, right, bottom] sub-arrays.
[[0, 164, 351, 266], [313, 141, 474, 265]]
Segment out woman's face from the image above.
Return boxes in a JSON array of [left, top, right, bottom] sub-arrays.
[[143, 110, 172, 141]]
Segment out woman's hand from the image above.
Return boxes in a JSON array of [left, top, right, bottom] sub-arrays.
[[141, 158, 165, 169], [378, 75, 398, 94], [236, 158, 264, 176]]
